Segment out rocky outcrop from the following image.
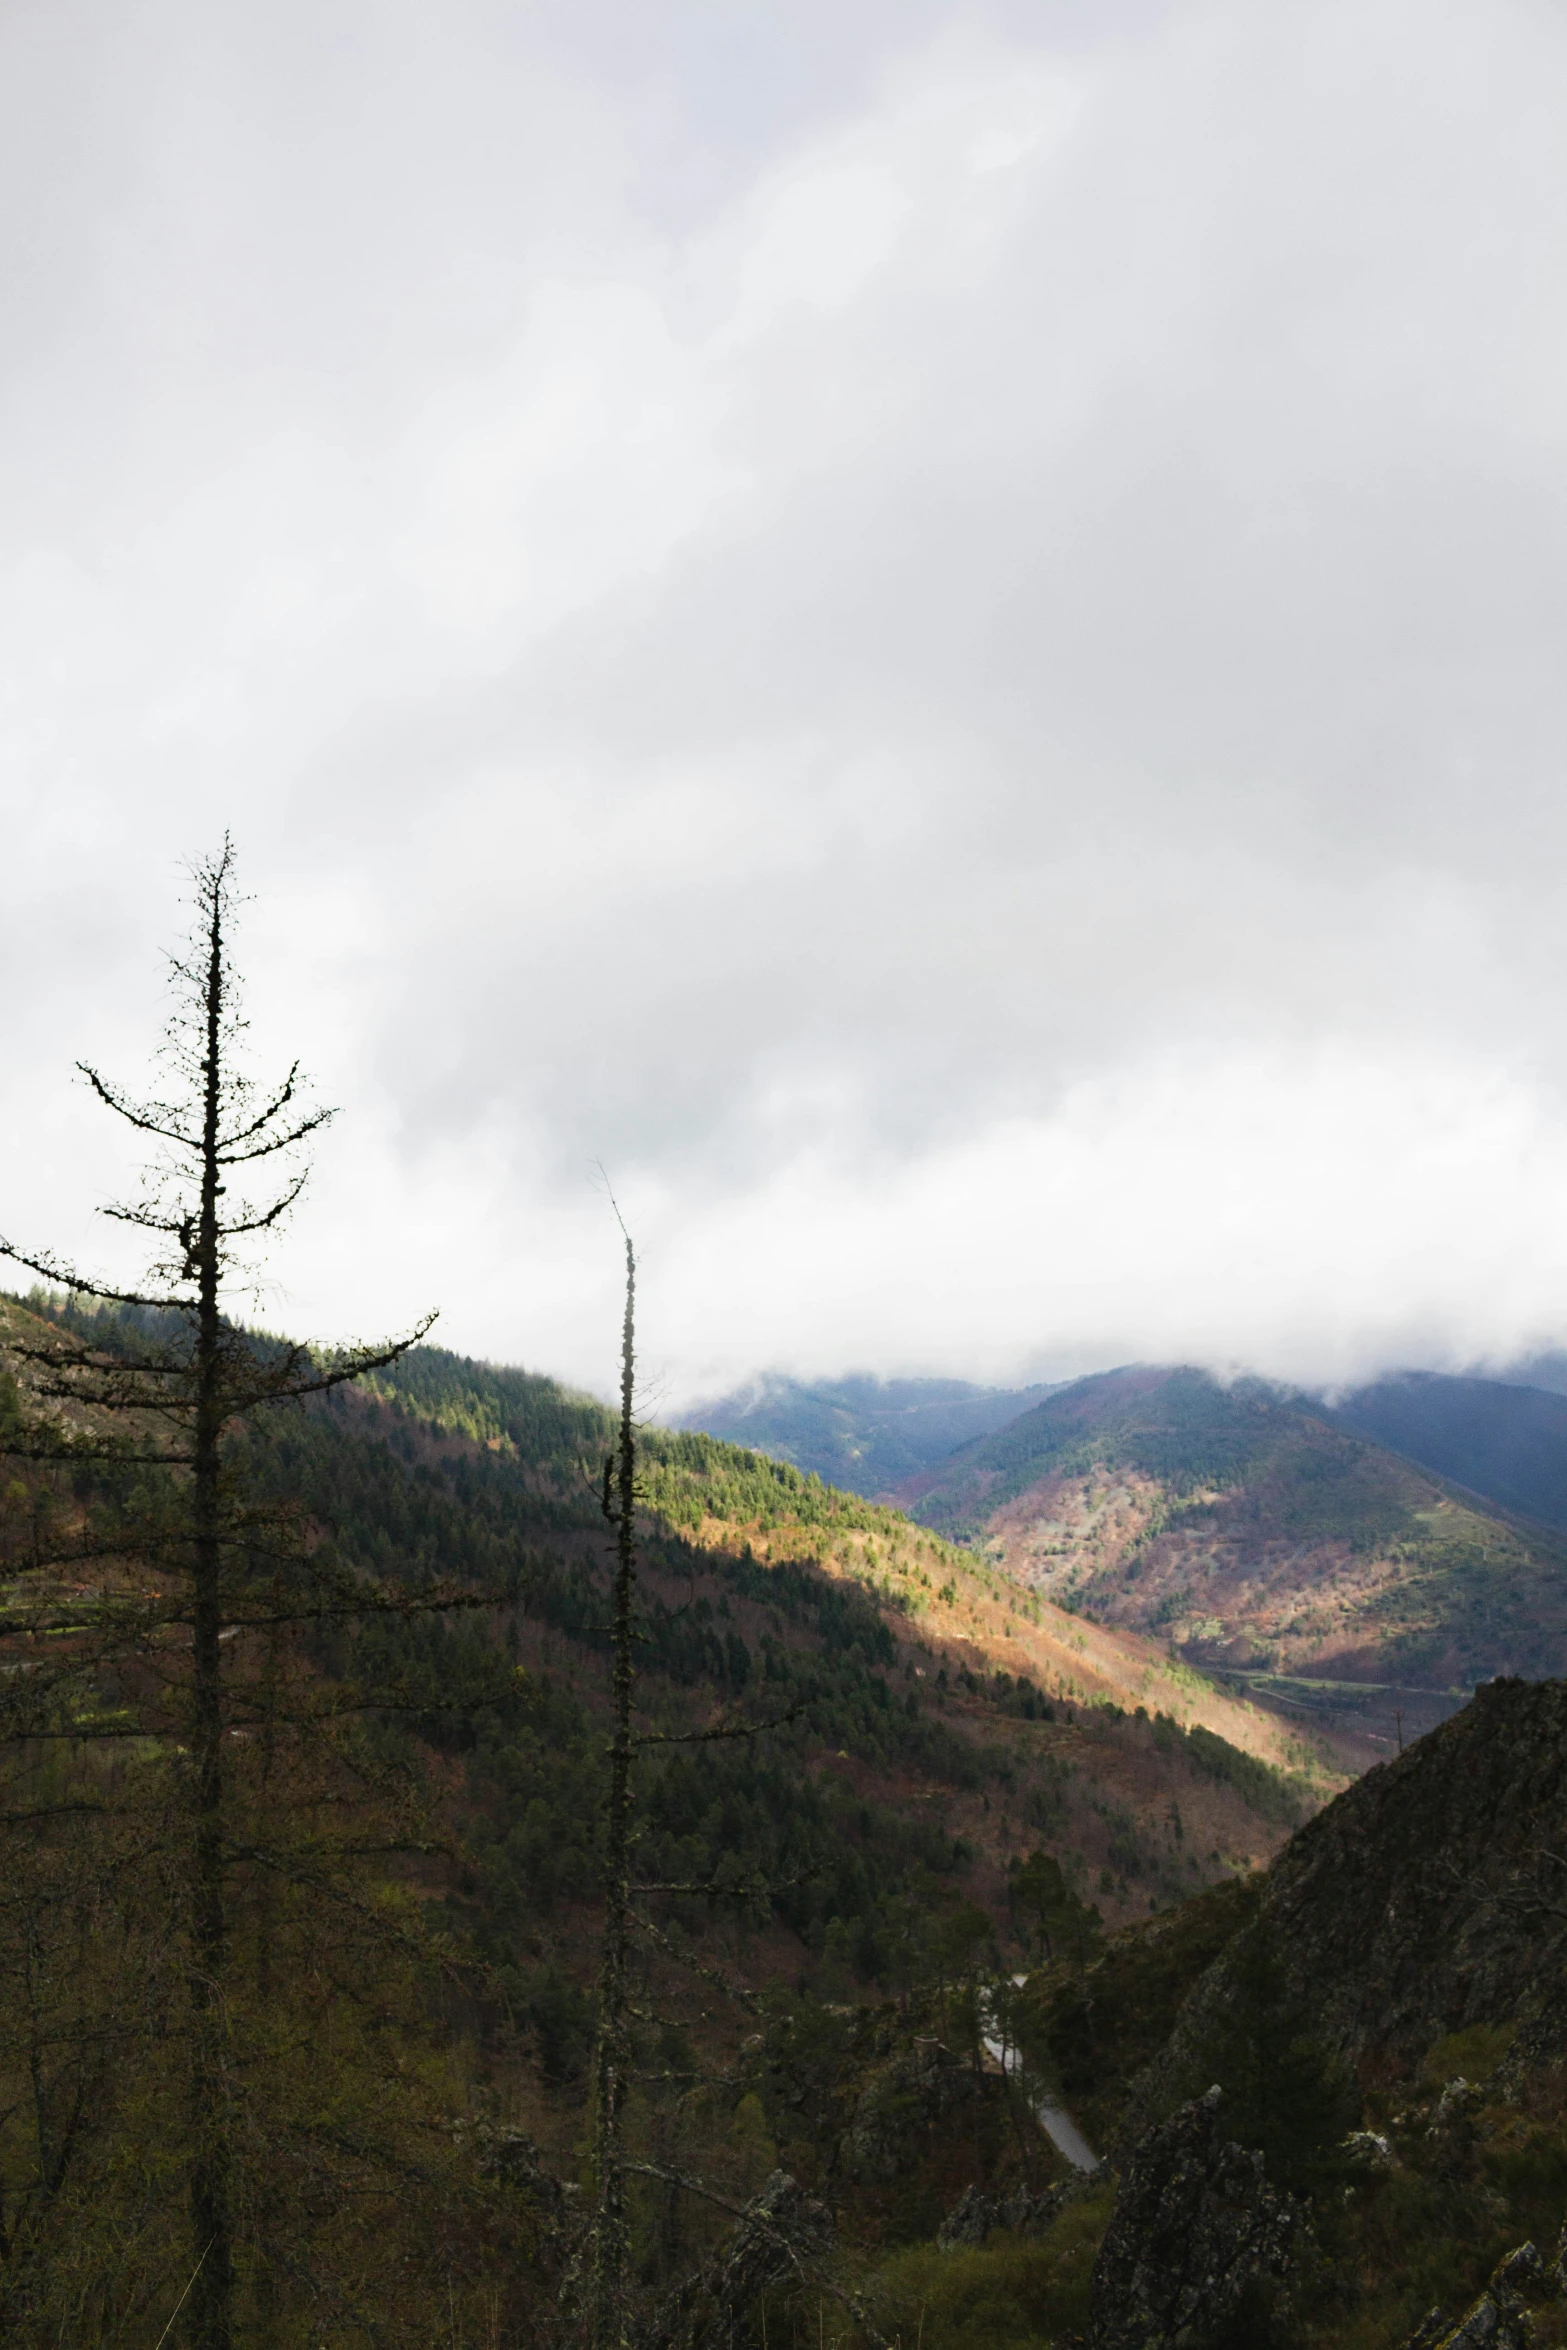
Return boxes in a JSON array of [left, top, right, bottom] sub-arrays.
[[1424, 2077, 1485, 2178], [638, 2171, 834, 2350], [837, 2035, 985, 2185], [1087, 2087, 1304, 2350], [1132, 1680, 1567, 2125], [1341, 2129, 1395, 2173], [1395, 2228, 1567, 2349], [937, 2178, 1071, 2248]]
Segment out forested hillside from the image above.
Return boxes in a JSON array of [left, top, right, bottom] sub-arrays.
[[901, 1365, 1567, 1747], [282, 1332, 1327, 1936], [10, 1303, 1567, 2348], [0, 1294, 1316, 2344], [1325, 1368, 1567, 1534]]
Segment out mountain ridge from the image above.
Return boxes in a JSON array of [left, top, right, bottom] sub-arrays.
[[10, 1293, 1567, 2345], [683, 1351, 1567, 1544], [1323, 1367, 1567, 1534], [0, 1295, 1323, 1952], [890, 1363, 1567, 1756], [674, 1371, 1064, 1498]]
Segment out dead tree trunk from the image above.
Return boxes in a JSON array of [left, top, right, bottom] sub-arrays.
[[592, 1228, 638, 2350], [188, 864, 235, 2349]]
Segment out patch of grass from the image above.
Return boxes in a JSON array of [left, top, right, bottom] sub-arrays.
[[1420, 2023, 1515, 2088], [1482, 2110, 1567, 2246], [1304, 2169, 1518, 2350], [861, 2185, 1117, 2350]]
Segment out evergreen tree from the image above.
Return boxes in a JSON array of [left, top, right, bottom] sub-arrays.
[[1186, 1918, 1357, 2197]]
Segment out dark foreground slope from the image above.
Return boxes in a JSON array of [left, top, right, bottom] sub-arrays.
[[1012, 1677, 1567, 2349], [689, 1675, 1567, 2350], [1134, 1675, 1567, 2105]]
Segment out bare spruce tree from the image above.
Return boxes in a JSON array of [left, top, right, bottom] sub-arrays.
[[580, 1225, 882, 2350], [0, 842, 437, 2350], [590, 1220, 639, 2350]]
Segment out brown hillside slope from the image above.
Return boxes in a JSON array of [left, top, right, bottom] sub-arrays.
[[675, 1491, 1336, 1775], [900, 1366, 1567, 1749], [0, 1296, 1322, 1951]]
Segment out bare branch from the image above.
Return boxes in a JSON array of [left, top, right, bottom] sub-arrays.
[[635, 1704, 800, 1748], [0, 1242, 184, 1312], [0, 1443, 190, 1464], [76, 1063, 198, 1149], [244, 1317, 441, 1402], [622, 2163, 765, 2225], [623, 2165, 891, 2350], [99, 1204, 197, 1235], [218, 1109, 336, 1166], [6, 1338, 186, 1376], [632, 1863, 816, 1902], [214, 1060, 302, 1149], [627, 1905, 762, 2017], [218, 1171, 310, 1236]]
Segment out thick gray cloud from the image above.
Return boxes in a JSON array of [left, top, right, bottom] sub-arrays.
[[3, 0, 1567, 1399]]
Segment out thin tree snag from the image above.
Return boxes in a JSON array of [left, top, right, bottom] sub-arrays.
[[591, 1219, 639, 2350], [188, 845, 237, 2350]]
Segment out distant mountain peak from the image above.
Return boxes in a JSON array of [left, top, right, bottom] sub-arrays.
[[674, 1369, 1064, 1498]]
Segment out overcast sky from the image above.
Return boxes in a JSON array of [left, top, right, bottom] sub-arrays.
[[5, 0, 1567, 1404]]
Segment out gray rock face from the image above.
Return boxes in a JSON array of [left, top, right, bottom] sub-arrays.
[[1400, 2313, 1454, 2350], [1394, 2237, 1559, 2350], [1341, 2129, 1395, 2173], [638, 2171, 833, 2350], [1130, 1681, 1567, 2133], [937, 2179, 1071, 2248], [838, 2035, 984, 2185], [1088, 2088, 1303, 2350], [1424, 2077, 1486, 2178]]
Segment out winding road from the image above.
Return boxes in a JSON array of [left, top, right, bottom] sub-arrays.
[[980, 1980, 1101, 2173]]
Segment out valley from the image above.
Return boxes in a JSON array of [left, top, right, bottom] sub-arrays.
[[898, 1366, 1567, 1689], [688, 1358, 1567, 1759], [7, 1295, 1567, 2346]]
